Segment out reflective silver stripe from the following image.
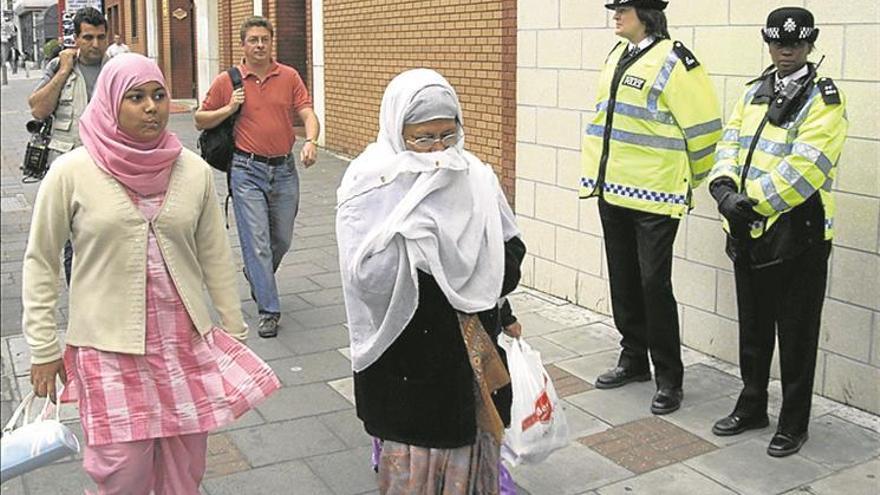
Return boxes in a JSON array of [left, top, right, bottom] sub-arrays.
[[714, 147, 739, 162], [793, 141, 833, 177], [722, 128, 740, 143], [743, 83, 762, 105], [792, 87, 821, 128], [612, 128, 686, 151], [647, 49, 679, 112], [759, 175, 791, 212], [694, 169, 711, 181], [713, 161, 765, 179], [776, 160, 816, 199], [587, 124, 605, 138], [683, 119, 723, 140], [758, 138, 792, 157], [587, 125, 687, 151], [821, 177, 833, 192], [747, 167, 765, 179], [713, 163, 741, 177], [738, 136, 792, 157], [596, 100, 677, 125], [689, 144, 716, 162]]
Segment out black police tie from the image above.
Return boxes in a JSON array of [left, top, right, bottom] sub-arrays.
[[619, 47, 639, 66], [774, 78, 786, 94]]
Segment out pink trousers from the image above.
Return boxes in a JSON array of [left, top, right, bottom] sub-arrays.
[[83, 433, 208, 495]]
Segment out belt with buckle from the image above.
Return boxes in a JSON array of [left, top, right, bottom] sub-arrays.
[[234, 148, 289, 166]]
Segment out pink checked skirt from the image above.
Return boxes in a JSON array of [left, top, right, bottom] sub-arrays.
[[59, 192, 280, 446]]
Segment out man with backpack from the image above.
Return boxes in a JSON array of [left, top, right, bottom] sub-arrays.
[[195, 15, 320, 338]]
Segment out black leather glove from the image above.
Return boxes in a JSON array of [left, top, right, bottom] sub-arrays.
[[710, 179, 761, 239]]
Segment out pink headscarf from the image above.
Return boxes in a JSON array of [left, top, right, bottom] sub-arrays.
[[79, 53, 182, 196]]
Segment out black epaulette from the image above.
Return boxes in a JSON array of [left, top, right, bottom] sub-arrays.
[[816, 77, 841, 105], [747, 65, 776, 85], [672, 41, 700, 71], [605, 41, 624, 64]]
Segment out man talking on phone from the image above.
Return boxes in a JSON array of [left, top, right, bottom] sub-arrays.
[[28, 6, 108, 284]]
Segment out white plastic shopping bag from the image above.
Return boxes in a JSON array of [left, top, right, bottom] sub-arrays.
[[0, 390, 80, 482], [499, 335, 569, 466]]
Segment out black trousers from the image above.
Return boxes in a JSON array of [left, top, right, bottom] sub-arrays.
[[599, 200, 683, 389], [733, 241, 831, 435]]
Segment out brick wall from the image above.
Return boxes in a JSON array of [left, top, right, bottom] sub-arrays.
[[516, 0, 880, 413], [104, 0, 147, 57], [218, 0, 254, 67], [215, 1, 308, 81], [321, 0, 518, 200], [158, 0, 171, 84]]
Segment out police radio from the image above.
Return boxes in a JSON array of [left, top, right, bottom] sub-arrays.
[[21, 118, 54, 183], [766, 56, 825, 127]]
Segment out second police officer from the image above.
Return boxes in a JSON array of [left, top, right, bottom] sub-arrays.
[[707, 7, 847, 457], [581, 0, 722, 414]]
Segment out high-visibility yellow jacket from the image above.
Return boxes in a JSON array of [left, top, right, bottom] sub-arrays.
[[580, 38, 722, 218], [708, 68, 848, 240]]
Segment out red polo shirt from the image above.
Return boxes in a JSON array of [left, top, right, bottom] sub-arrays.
[[201, 60, 312, 157]]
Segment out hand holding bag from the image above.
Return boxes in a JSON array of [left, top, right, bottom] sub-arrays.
[[197, 67, 243, 173], [1, 390, 80, 482], [498, 335, 569, 466]]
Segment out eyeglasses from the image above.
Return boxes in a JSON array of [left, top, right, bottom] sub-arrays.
[[405, 131, 461, 151], [245, 36, 271, 46]]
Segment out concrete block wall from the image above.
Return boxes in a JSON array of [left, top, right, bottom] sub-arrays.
[[516, 0, 880, 414]]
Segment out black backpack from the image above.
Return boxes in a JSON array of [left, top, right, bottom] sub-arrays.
[[198, 67, 243, 172], [197, 67, 243, 227]]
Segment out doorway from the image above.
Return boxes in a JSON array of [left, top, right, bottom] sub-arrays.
[[168, 0, 197, 98]]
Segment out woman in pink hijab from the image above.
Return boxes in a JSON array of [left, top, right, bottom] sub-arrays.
[[22, 53, 279, 494]]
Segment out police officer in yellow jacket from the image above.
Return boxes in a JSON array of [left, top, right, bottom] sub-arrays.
[[582, 0, 721, 415], [707, 7, 847, 457]]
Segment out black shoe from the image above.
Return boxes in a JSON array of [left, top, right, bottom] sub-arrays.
[[258, 314, 281, 338], [650, 388, 683, 415], [595, 366, 651, 389], [711, 414, 770, 436], [767, 431, 808, 457]]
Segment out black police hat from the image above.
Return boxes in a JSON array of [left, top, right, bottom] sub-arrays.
[[604, 0, 668, 11], [762, 7, 819, 44]]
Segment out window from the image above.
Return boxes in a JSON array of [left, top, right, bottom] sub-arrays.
[[130, 0, 138, 39]]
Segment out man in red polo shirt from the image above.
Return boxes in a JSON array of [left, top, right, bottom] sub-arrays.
[[195, 15, 320, 338]]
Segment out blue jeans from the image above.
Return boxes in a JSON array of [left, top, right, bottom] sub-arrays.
[[230, 153, 300, 316]]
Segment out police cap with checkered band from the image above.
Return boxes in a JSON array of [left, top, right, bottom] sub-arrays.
[[762, 7, 819, 44], [604, 0, 668, 11]]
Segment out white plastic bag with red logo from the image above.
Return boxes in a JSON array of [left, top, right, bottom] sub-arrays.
[[498, 335, 569, 466]]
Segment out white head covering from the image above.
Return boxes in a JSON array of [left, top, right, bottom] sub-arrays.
[[336, 69, 519, 372], [403, 85, 459, 124]]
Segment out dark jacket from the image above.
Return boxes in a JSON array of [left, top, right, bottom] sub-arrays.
[[354, 236, 527, 449]]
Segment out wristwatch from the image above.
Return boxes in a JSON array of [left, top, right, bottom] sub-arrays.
[[304, 138, 318, 146]]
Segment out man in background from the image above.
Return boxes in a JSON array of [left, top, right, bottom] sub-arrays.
[[195, 16, 320, 338], [28, 6, 108, 285], [106, 34, 130, 58]]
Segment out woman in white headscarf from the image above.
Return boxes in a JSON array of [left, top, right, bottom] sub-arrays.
[[337, 69, 525, 494]]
